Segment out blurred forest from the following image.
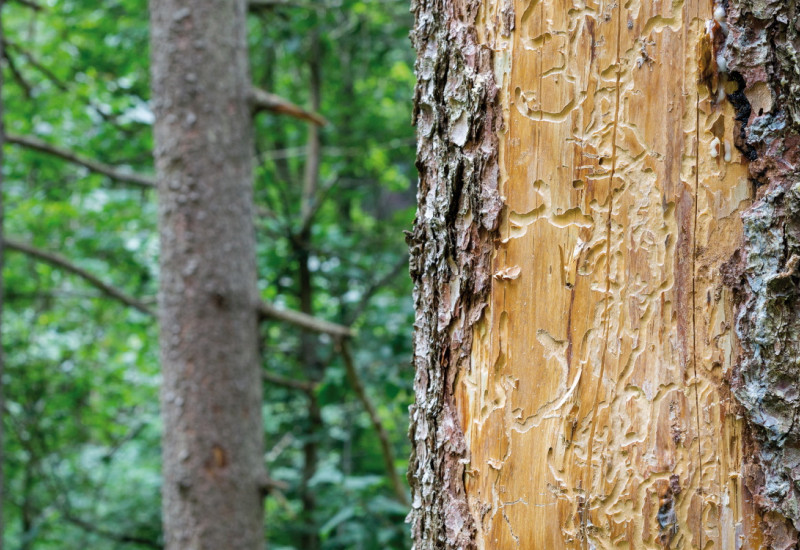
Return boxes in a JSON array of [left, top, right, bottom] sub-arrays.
[[2, 0, 416, 548]]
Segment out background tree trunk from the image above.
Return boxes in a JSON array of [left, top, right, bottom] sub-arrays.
[[0, 5, 5, 548], [150, 1, 265, 548], [408, 0, 800, 548]]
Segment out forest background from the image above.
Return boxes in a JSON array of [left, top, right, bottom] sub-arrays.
[[3, 0, 417, 548]]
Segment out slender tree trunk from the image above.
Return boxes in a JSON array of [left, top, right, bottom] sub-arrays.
[[298, 30, 323, 550], [150, 1, 265, 548], [408, 0, 800, 548], [0, 6, 5, 547]]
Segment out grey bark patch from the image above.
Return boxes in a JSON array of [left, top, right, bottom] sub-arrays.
[[725, 0, 800, 542], [407, 0, 501, 548]]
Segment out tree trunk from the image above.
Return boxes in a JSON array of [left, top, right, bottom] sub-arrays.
[[408, 0, 800, 548], [0, 4, 5, 548], [150, 1, 265, 548]]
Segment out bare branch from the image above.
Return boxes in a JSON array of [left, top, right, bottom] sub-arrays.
[[297, 175, 338, 237], [5, 133, 156, 188], [3, 49, 33, 98], [258, 301, 353, 338], [262, 371, 317, 392], [345, 256, 409, 324], [11, 0, 43, 10], [250, 87, 328, 127], [62, 514, 161, 549], [260, 138, 415, 161], [248, 0, 317, 10], [6, 239, 354, 337], [4, 239, 155, 316], [338, 340, 408, 505], [3, 38, 68, 91]]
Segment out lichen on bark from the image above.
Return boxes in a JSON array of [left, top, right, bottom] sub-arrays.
[[725, 0, 800, 542], [406, 0, 502, 548]]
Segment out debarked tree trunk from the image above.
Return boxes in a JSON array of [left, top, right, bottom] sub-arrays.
[[407, 0, 800, 548]]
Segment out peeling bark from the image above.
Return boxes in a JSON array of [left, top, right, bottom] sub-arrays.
[[725, 0, 800, 542], [407, 0, 501, 547], [411, 0, 800, 547]]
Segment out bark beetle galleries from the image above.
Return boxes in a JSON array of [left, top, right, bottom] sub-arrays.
[[409, 0, 800, 547]]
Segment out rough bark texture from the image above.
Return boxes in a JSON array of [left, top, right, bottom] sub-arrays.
[[725, 0, 800, 544], [407, 0, 502, 548], [150, 1, 265, 548], [410, 0, 795, 546]]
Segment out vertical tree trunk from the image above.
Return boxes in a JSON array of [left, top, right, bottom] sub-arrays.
[[150, 1, 265, 548], [408, 0, 800, 548], [0, 5, 5, 548]]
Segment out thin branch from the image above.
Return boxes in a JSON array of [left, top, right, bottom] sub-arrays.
[[250, 87, 328, 127], [258, 301, 353, 338], [5, 133, 156, 188], [260, 138, 415, 161], [62, 514, 161, 549], [7, 240, 352, 335], [3, 49, 33, 98], [345, 256, 409, 324], [297, 175, 338, 237], [4, 239, 155, 316], [3, 38, 68, 91], [248, 0, 319, 11], [262, 371, 317, 392], [338, 340, 408, 505], [11, 0, 43, 10]]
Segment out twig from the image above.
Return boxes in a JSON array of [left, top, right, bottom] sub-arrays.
[[250, 87, 328, 127], [5, 133, 156, 188], [5, 239, 155, 316], [62, 514, 161, 549], [260, 138, 415, 161], [3, 38, 68, 91], [248, 0, 319, 10], [338, 340, 408, 505], [11, 0, 43, 10], [262, 371, 317, 392], [345, 256, 409, 324], [3, 49, 33, 98], [258, 301, 353, 338]]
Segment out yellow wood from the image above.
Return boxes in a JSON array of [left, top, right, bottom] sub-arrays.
[[457, 0, 763, 546]]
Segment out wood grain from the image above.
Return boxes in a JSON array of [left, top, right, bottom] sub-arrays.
[[456, 0, 763, 546]]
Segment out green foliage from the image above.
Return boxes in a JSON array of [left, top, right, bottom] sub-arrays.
[[3, 0, 415, 548]]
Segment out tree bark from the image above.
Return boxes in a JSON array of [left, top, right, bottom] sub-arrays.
[[408, 0, 800, 548], [150, 1, 265, 548]]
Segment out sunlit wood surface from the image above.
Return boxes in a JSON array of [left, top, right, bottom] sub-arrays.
[[456, 0, 763, 546]]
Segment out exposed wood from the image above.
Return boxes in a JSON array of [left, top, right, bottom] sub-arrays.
[[409, 0, 784, 547], [456, 0, 761, 546]]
